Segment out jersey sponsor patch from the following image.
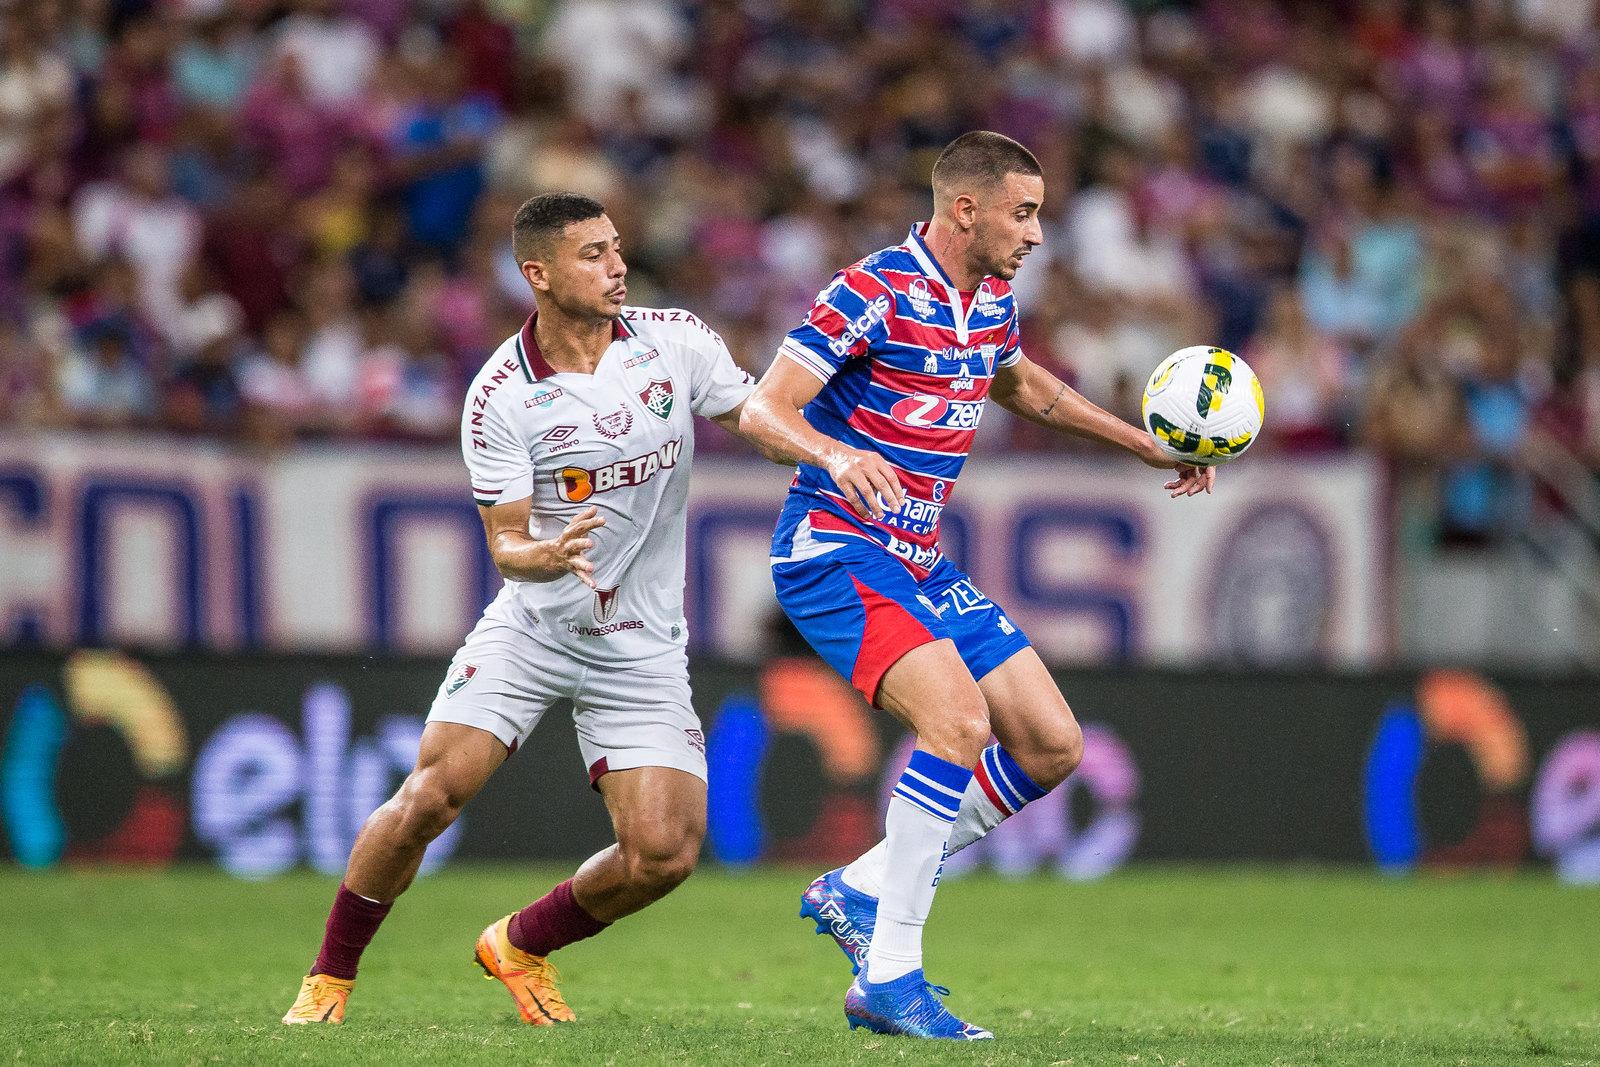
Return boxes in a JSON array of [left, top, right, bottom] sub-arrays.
[[594, 586, 620, 623], [526, 386, 564, 409], [829, 295, 891, 357], [974, 285, 1007, 318], [638, 377, 674, 421], [623, 348, 659, 370], [555, 438, 683, 503], [888, 394, 983, 430], [594, 408, 633, 439]]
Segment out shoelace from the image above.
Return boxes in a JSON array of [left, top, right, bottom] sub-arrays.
[[289, 981, 344, 1015], [523, 959, 570, 1006]]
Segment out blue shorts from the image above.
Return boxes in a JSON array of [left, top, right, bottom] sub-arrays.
[[771, 542, 1032, 705]]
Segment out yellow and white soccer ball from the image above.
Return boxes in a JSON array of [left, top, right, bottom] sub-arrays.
[[1140, 346, 1265, 466]]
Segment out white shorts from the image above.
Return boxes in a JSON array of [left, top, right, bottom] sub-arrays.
[[425, 613, 707, 785]]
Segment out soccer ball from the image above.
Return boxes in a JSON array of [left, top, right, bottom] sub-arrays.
[[1140, 346, 1265, 466]]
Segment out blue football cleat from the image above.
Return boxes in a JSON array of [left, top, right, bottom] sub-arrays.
[[799, 868, 877, 974], [844, 969, 993, 1040]]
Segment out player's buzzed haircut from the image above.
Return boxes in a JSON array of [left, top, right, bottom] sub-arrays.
[[930, 131, 1042, 203], [512, 192, 607, 262]]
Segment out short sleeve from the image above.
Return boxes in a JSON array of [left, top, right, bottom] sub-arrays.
[[779, 267, 895, 384], [462, 396, 533, 507], [996, 312, 1024, 369], [688, 325, 757, 418]]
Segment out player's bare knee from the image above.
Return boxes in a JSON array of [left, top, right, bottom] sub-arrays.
[[621, 843, 698, 895], [923, 703, 991, 767], [1043, 717, 1085, 785], [394, 769, 466, 845], [619, 824, 701, 894]]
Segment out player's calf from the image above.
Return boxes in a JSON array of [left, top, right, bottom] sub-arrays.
[[994, 713, 1083, 793]]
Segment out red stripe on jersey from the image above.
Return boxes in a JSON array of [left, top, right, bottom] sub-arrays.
[[811, 498, 941, 558], [809, 508, 874, 538], [888, 469, 953, 502], [870, 362, 994, 401], [808, 302, 848, 333], [885, 316, 1012, 353], [849, 406, 977, 456], [810, 503, 940, 551]]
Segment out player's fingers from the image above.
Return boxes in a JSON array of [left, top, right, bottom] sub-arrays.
[[865, 468, 901, 515], [1204, 467, 1216, 493], [848, 475, 883, 519], [564, 537, 594, 555], [876, 463, 906, 512], [568, 514, 606, 536]]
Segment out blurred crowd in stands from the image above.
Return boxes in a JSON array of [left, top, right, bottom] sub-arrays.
[[3, 0, 1600, 543]]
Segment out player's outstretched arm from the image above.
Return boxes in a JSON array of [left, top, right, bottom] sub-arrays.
[[738, 356, 906, 519], [990, 353, 1214, 498], [478, 497, 606, 587]]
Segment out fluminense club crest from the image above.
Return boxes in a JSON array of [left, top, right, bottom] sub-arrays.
[[639, 377, 674, 421], [444, 663, 477, 697]]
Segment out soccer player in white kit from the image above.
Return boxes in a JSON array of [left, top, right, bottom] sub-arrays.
[[283, 193, 764, 1027]]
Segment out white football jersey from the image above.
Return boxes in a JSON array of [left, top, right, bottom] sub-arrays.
[[463, 307, 755, 665]]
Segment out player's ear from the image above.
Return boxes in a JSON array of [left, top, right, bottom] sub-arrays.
[[521, 258, 551, 294], [951, 192, 979, 230]]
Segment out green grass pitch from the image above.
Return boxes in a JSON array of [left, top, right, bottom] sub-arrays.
[[3, 865, 1596, 1065]]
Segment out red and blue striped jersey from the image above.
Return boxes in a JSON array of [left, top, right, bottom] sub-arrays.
[[770, 222, 1023, 578]]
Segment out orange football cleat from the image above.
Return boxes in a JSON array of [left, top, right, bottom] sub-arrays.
[[474, 915, 577, 1025], [281, 973, 354, 1025]]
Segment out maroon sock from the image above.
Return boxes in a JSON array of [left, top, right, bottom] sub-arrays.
[[507, 879, 609, 957], [310, 884, 393, 980]]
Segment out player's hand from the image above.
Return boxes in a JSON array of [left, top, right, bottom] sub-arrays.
[[1164, 464, 1215, 498], [550, 506, 605, 587], [824, 445, 905, 520]]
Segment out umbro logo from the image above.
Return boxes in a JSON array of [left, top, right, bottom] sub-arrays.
[[542, 425, 577, 442]]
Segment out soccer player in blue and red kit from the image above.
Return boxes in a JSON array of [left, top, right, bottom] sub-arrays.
[[739, 132, 1216, 1040]]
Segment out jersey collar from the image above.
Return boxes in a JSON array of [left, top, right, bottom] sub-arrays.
[[903, 222, 977, 346], [516, 312, 633, 382]]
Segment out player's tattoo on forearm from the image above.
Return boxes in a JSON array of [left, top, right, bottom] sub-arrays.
[[1039, 383, 1066, 419]]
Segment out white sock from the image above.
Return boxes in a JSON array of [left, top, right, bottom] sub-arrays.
[[864, 750, 971, 984], [844, 744, 1043, 899]]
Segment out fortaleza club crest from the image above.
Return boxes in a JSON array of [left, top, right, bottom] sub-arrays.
[[593, 408, 632, 439], [639, 377, 674, 421], [444, 663, 477, 697], [594, 586, 620, 623]]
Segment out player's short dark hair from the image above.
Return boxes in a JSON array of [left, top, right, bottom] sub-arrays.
[[512, 192, 607, 262], [931, 131, 1042, 200]]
